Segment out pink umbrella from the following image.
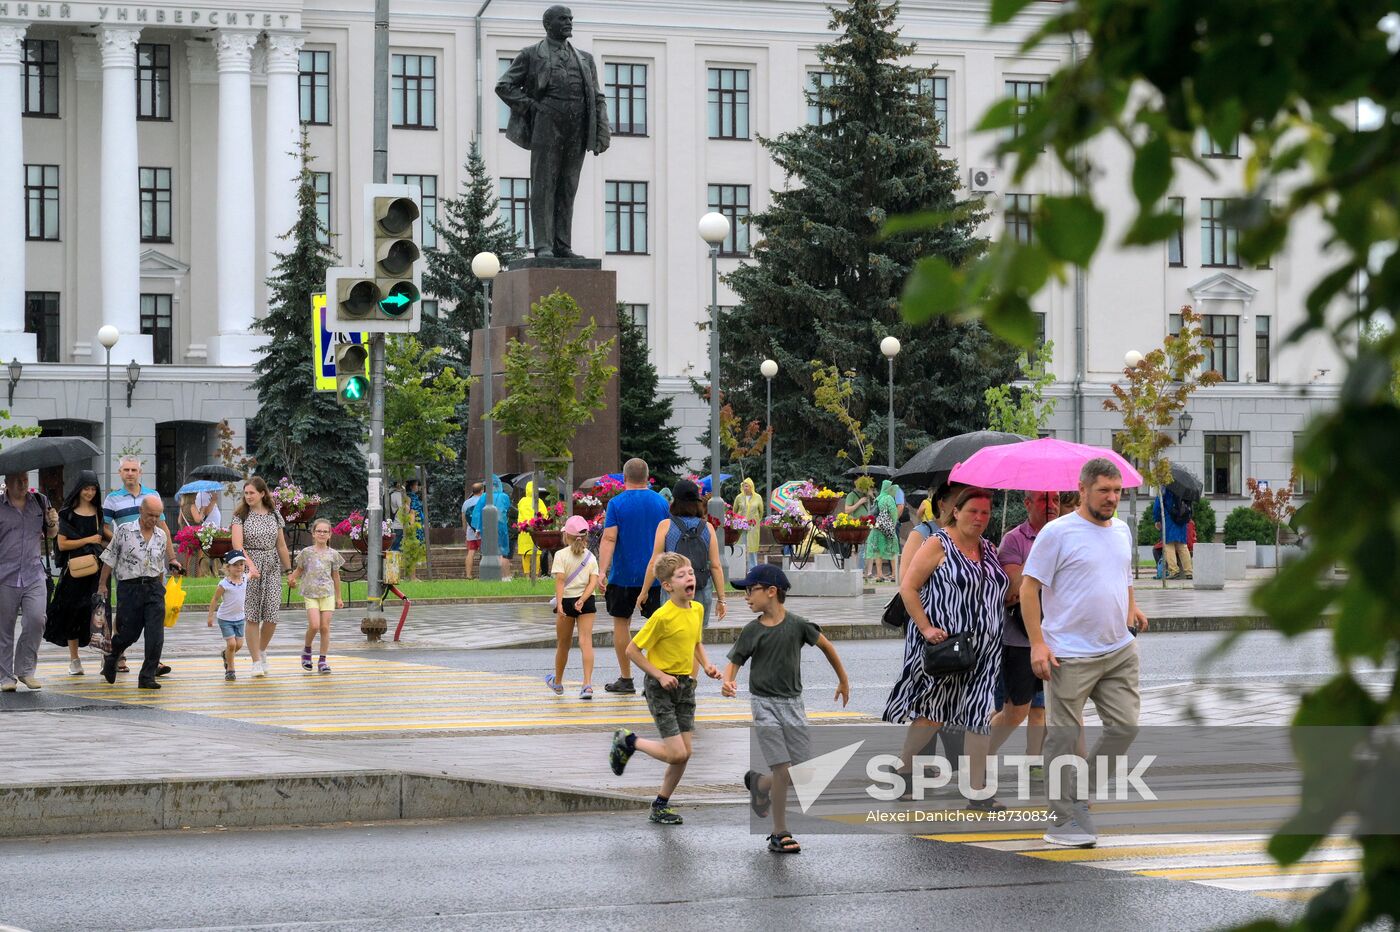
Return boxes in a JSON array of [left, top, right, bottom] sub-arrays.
[[948, 438, 1143, 491]]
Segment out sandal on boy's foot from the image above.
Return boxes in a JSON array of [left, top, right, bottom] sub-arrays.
[[225, 670, 236, 682], [579, 685, 593, 700], [609, 728, 635, 776], [604, 677, 635, 694], [649, 805, 683, 825], [301, 648, 313, 672], [767, 832, 801, 854], [220, 652, 228, 671], [318, 660, 331, 674], [744, 770, 772, 818], [544, 674, 564, 696]]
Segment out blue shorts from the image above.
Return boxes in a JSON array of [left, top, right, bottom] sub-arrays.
[[218, 619, 246, 639]]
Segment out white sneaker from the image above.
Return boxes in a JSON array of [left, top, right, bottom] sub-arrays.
[[261, 654, 271, 673], [68, 659, 84, 676], [252, 660, 267, 678], [1044, 818, 1097, 848]]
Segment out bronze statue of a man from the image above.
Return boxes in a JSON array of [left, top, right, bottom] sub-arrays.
[[495, 5, 611, 259]]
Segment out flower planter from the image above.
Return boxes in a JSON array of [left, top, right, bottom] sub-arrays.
[[573, 502, 603, 521], [724, 528, 742, 547], [204, 537, 234, 560], [799, 496, 840, 517], [280, 501, 319, 525], [531, 530, 565, 551], [353, 534, 394, 555], [832, 527, 872, 545], [770, 526, 808, 547]]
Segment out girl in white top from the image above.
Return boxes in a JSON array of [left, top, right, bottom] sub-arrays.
[[546, 514, 600, 700]]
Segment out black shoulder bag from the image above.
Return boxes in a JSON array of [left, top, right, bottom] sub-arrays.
[[922, 631, 974, 676], [879, 521, 941, 629]]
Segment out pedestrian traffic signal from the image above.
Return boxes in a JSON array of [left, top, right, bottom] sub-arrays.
[[335, 342, 370, 405], [324, 183, 424, 332]]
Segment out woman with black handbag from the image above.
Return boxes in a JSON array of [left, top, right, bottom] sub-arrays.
[[44, 471, 109, 675], [882, 487, 1009, 811]]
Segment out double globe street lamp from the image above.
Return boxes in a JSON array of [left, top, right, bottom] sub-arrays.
[[698, 211, 732, 520], [471, 251, 503, 581]]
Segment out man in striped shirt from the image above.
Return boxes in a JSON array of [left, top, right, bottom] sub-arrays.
[[103, 455, 175, 563]]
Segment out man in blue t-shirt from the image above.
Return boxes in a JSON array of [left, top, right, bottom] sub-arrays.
[[597, 457, 670, 694]]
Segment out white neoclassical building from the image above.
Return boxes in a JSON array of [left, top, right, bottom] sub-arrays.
[[1, 0, 1345, 518]]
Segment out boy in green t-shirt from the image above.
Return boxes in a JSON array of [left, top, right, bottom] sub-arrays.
[[609, 551, 721, 825], [722, 563, 850, 854]]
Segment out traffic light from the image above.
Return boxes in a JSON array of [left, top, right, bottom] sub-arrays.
[[335, 342, 370, 405], [324, 183, 424, 333]]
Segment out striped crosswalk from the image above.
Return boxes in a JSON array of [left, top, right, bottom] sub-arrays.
[[39, 656, 866, 734]]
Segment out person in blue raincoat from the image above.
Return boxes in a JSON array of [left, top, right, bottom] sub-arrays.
[[472, 476, 514, 581], [1152, 488, 1193, 580]]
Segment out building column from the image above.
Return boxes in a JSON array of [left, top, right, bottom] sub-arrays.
[[207, 29, 261, 367], [0, 25, 34, 361], [263, 32, 305, 311]]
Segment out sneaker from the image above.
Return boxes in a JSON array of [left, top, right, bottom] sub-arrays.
[[301, 648, 313, 671], [579, 685, 593, 700], [604, 676, 635, 694], [261, 655, 271, 673], [1043, 818, 1097, 848], [68, 659, 84, 676], [318, 660, 331, 674], [609, 728, 635, 776], [252, 660, 267, 678], [544, 674, 564, 695], [18, 676, 41, 690], [649, 805, 683, 825], [0, 679, 16, 692], [225, 670, 236, 682]]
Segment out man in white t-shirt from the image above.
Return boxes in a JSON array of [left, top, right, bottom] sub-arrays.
[[1022, 457, 1149, 848]]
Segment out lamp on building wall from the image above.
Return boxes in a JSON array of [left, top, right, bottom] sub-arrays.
[[125, 359, 141, 408], [6, 358, 19, 408], [1177, 409, 1194, 442]]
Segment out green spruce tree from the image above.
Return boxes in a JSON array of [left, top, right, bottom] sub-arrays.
[[717, 0, 1018, 487], [250, 131, 366, 515], [420, 139, 524, 524], [617, 306, 684, 484]]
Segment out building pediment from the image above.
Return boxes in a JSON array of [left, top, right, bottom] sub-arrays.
[[1188, 271, 1258, 305], [140, 249, 190, 280]]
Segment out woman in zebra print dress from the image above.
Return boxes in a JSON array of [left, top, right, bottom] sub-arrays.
[[883, 487, 1009, 810]]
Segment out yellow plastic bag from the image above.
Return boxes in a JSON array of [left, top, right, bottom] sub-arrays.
[[164, 577, 186, 628], [384, 551, 401, 586]]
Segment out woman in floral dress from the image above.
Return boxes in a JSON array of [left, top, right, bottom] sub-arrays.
[[231, 477, 291, 678]]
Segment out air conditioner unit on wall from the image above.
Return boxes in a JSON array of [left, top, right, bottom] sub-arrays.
[[969, 166, 999, 194]]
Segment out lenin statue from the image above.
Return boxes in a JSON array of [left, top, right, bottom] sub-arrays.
[[495, 6, 611, 259]]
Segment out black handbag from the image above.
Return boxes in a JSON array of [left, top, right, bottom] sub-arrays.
[[881, 592, 909, 629], [922, 631, 974, 676]]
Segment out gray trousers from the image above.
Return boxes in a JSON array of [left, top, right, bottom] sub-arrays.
[[529, 101, 588, 254], [0, 577, 47, 682]]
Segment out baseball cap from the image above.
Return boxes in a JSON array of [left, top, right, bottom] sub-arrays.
[[731, 563, 790, 591], [563, 515, 590, 536], [224, 550, 247, 565]]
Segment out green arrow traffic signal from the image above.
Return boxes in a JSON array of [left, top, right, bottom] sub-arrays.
[[381, 293, 410, 309]]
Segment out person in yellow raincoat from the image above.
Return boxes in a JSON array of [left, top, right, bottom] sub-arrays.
[[734, 478, 764, 570], [517, 481, 543, 576]]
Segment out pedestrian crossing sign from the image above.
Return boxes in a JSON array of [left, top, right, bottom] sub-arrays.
[[312, 293, 367, 392]]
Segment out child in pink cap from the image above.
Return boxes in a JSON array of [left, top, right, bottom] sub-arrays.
[[547, 514, 601, 699]]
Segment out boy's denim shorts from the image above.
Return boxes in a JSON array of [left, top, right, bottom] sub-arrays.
[[218, 619, 246, 639]]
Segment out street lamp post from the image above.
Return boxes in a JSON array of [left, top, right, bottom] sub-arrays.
[[760, 358, 778, 501], [97, 325, 120, 492], [1125, 349, 1143, 579], [880, 337, 901, 470], [472, 251, 502, 581], [698, 212, 731, 521]]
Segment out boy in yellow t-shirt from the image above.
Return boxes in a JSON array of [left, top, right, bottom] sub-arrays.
[[608, 551, 721, 825]]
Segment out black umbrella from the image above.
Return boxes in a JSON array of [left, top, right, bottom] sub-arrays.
[[188, 464, 245, 482], [0, 436, 102, 475], [844, 465, 896, 481], [894, 431, 1030, 490], [1166, 464, 1203, 504]]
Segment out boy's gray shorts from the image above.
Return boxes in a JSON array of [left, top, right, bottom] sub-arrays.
[[751, 695, 811, 768]]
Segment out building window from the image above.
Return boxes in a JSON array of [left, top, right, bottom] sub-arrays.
[[24, 164, 59, 241], [392, 174, 437, 249], [1004, 193, 1035, 245], [421, 299, 439, 320], [707, 67, 750, 140], [622, 303, 648, 345], [1167, 197, 1185, 266], [312, 172, 331, 246], [1005, 79, 1043, 139], [24, 292, 60, 363], [707, 184, 750, 256], [916, 75, 949, 146], [1201, 314, 1239, 382], [390, 54, 436, 129], [605, 62, 647, 136], [1255, 315, 1271, 383], [1291, 434, 1310, 496], [299, 50, 331, 125], [1201, 130, 1240, 158], [140, 294, 173, 365], [499, 177, 531, 249], [23, 39, 59, 117], [1201, 198, 1239, 267], [1204, 434, 1243, 496], [139, 167, 172, 243], [605, 181, 648, 255], [497, 57, 513, 131], [1033, 312, 1046, 350], [806, 70, 837, 126], [136, 44, 171, 121]]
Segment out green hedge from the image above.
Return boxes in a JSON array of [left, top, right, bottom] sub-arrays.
[[1222, 506, 1278, 546], [1136, 497, 1218, 544], [1137, 506, 1160, 546]]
